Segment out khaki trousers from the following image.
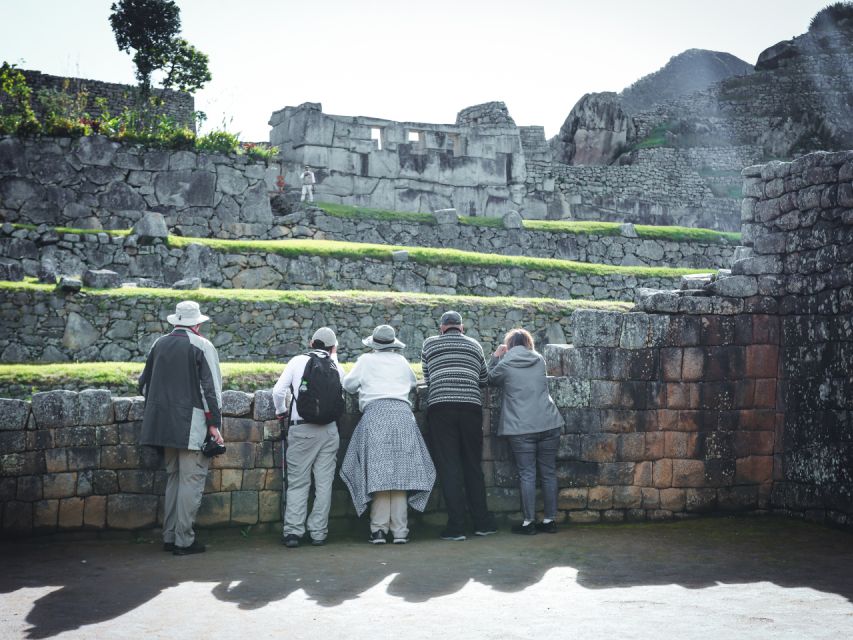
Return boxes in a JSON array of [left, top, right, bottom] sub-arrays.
[[283, 422, 340, 540], [370, 490, 408, 538], [163, 447, 209, 548]]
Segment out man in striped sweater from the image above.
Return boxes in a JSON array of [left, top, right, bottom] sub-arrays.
[[421, 310, 496, 541]]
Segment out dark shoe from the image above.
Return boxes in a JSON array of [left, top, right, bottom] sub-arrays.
[[511, 522, 537, 536], [162, 542, 175, 552], [474, 527, 498, 537], [282, 534, 300, 548], [369, 530, 387, 545], [535, 520, 558, 534], [173, 540, 206, 555], [439, 530, 466, 541], [310, 537, 326, 546]]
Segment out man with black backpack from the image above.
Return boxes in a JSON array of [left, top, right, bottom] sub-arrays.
[[272, 327, 345, 548]]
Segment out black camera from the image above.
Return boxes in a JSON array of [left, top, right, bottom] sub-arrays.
[[201, 434, 226, 458]]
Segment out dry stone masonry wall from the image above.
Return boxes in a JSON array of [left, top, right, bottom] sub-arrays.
[[0, 287, 584, 364], [0, 228, 684, 303]]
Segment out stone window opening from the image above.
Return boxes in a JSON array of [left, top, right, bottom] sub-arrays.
[[408, 130, 423, 143], [371, 127, 384, 150]]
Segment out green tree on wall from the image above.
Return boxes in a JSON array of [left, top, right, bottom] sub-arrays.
[[108, 0, 211, 98]]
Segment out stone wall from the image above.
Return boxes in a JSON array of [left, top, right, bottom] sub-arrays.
[[526, 155, 742, 231], [13, 70, 196, 130], [0, 135, 279, 238], [0, 301, 782, 536], [269, 102, 529, 218], [0, 228, 685, 303], [739, 150, 853, 526], [0, 287, 589, 364]]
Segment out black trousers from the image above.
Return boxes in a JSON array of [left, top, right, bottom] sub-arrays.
[[428, 403, 493, 533]]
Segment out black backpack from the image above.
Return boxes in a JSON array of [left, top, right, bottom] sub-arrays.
[[294, 352, 345, 424]]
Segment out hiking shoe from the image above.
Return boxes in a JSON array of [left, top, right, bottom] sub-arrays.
[[162, 542, 175, 552], [535, 520, 558, 534], [173, 540, 206, 555], [282, 534, 300, 548], [474, 527, 498, 537], [392, 537, 408, 544], [369, 530, 387, 545], [310, 537, 326, 546], [511, 522, 537, 536], [439, 530, 466, 541]]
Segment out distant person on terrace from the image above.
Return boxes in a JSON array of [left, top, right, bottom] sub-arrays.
[[300, 165, 315, 202]]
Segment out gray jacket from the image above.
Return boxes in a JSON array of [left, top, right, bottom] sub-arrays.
[[487, 346, 564, 437], [138, 328, 223, 450]]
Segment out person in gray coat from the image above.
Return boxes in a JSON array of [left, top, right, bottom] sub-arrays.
[[139, 300, 223, 555], [487, 328, 564, 535]]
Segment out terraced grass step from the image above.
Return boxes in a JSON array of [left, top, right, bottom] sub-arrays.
[[3, 225, 715, 302], [0, 361, 424, 399], [0, 280, 631, 365]]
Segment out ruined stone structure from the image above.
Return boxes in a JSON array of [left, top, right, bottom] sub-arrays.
[[1, 149, 852, 534], [269, 102, 529, 218], [13, 70, 195, 130]]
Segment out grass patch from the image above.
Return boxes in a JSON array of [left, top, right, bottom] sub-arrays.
[[633, 226, 741, 245], [0, 361, 424, 396], [458, 216, 506, 228], [2, 279, 635, 312], [523, 220, 624, 236], [632, 123, 672, 150], [12, 223, 129, 236], [169, 235, 711, 278]]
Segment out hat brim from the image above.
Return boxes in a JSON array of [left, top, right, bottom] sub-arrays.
[[167, 313, 210, 326], [362, 336, 406, 350]]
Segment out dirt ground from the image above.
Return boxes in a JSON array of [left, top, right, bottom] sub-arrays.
[[1, 515, 852, 639]]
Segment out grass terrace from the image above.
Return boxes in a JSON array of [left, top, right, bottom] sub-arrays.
[[314, 203, 741, 245], [167, 235, 715, 278], [0, 361, 423, 398], [0, 279, 635, 313]]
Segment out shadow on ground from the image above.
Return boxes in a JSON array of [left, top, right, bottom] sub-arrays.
[[1, 516, 851, 638]]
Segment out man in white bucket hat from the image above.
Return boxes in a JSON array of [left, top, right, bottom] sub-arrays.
[[139, 300, 223, 556]]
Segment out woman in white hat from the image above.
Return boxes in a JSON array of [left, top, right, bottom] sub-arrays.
[[340, 325, 436, 544]]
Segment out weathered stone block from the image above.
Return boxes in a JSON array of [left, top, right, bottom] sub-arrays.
[[106, 494, 158, 529], [43, 472, 77, 499], [653, 459, 672, 488], [671, 459, 706, 487], [93, 469, 118, 494], [659, 488, 686, 512], [567, 510, 600, 523], [54, 426, 97, 447], [557, 487, 587, 509], [82, 269, 122, 289], [735, 455, 773, 484], [572, 310, 624, 347], [31, 390, 78, 428], [222, 390, 253, 417], [230, 490, 259, 524], [66, 447, 99, 470], [253, 390, 276, 421], [210, 442, 255, 469], [58, 496, 84, 528], [33, 499, 58, 530], [612, 485, 643, 509], [0, 430, 26, 453], [100, 445, 139, 469], [221, 469, 243, 491], [258, 490, 281, 523], [685, 488, 717, 512], [597, 462, 635, 485], [83, 495, 107, 528], [223, 417, 262, 442], [44, 449, 67, 473], [117, 470, 154, 493], [1, 451, 45, 476], [588, 486, 613, 509], [0, 399, 29, 431], [78, 389, 114, 425]]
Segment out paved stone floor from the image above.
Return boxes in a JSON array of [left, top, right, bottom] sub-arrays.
[[1, 516, 852, 639]]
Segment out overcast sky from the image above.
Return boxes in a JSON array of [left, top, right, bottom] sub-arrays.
[[0, 0, 831, 140]]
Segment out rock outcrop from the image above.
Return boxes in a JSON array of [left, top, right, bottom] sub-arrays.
[[550, 93, 634, 166]]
